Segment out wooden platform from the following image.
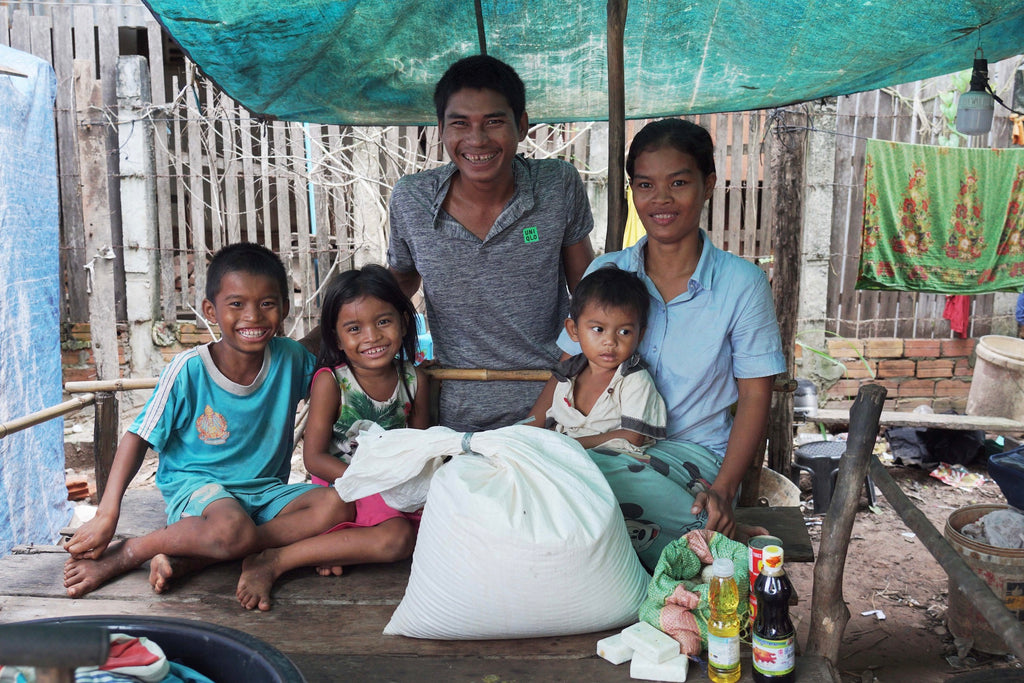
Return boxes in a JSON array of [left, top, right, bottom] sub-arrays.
[[813, 408, 1024, 435], [0, 489, 831, 682]]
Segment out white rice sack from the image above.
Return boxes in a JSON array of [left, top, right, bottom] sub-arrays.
[[334, 425, 459, 512], [384, 425, 650, 639]]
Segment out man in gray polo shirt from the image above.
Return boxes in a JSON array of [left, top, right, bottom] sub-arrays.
[[388, 55, 594, 431]]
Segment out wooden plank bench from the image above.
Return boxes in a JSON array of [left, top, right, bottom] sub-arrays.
[[0, 372, 826, 679], [0, 487, 834, 682], [812, 408, 1024, 435]]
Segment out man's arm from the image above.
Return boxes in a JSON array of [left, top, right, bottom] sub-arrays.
[[562, 238, 595, 293], [390, 266, 422, 301]]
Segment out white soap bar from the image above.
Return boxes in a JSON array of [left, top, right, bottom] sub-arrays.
[[596, 633, 634, 665], [620, 621, 679, 664], [630, 651, 689, 682]]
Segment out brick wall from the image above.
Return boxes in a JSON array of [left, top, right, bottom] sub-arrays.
[[61, 323, 218, 383], [819, 337, 975, 412]]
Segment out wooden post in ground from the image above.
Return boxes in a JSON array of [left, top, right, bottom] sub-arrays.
[[767, 108, 808, 479], [806, 382, 886, 665], [604, 0, 627, 253], [92, 391, 119, 501]]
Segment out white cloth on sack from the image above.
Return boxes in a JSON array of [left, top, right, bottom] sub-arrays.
[[337, 424, 651, 639]]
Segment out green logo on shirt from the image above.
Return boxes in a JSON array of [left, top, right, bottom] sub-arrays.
[[523, 226, 539, 243]]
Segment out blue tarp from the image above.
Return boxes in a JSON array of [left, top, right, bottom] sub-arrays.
[[0, 45, 71, 555], [141, 0, 1024, 125]]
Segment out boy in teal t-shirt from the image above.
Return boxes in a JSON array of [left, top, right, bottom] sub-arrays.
[[64, 244, 348, 597]]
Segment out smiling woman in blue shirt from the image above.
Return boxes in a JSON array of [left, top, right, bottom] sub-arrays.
[[530, 118, 785, 569]]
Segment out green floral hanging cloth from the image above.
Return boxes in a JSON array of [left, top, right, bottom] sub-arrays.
[[857, 140, 1024, 294]]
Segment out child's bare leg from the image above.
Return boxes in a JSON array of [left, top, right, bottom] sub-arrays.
[[64, 499, 255, 598], [252, 486, 352, 550], [237, 518, 415, 611]]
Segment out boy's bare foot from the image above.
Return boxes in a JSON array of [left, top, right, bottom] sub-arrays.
[[316, 565, 344, 577], [64, 541, 137, 598], [148, 554, 206, 593], [237, 549, 282, 611]]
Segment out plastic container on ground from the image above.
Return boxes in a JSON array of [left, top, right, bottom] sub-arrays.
[[988, 447, 1024, 509], [966, 335, 1024, 422], [23, 615, 305, 682], [944, 504, 1024, 655]]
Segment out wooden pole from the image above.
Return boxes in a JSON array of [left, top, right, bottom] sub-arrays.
[[604, 0, 627, 253], [423, 368, 552, 382], [65, 378, 159, 393], [64, 372, 797, 392], [806, 383, 886, 665], [92, 391, 119, 502], [766, 108, 807, 478], [0, 394, 96, 439], [868, 457, 1024, 660]]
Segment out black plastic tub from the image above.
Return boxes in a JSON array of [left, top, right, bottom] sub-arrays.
[[22, 615, 305, 682]]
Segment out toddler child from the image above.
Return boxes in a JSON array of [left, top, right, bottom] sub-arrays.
[[236, 264, 429, 611], [64, 243, 348, 597], [543, 266, 667, 456]]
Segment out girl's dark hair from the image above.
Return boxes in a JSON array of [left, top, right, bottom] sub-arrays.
[[625, 118, 716, 181], [569, 265, 650, 330], [318, 265, 419, 408]]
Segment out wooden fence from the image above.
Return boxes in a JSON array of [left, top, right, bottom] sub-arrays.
[[2, 0, 1021, 349]]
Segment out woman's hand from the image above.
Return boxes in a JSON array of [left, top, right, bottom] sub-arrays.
[[691, 487, 736, 539]]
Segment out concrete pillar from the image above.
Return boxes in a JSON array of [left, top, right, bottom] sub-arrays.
[[587, 122, 610, 254], [351, 126, 387, 267], [798, 98, 837, 349], [117, 55, 164, 382], [798, 99, 845, 382]]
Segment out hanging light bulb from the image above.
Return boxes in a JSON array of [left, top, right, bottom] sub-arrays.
[[956, 48, 995, 136]]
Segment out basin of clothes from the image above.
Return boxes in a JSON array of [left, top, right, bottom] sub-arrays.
[[4, 615, 305, 682]]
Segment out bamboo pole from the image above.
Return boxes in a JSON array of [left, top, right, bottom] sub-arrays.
[[806, 383, 886, 665], [868, 457, 1024, 661], [422, 368, 552, 382], [0, 394, 96, 439], [65, 378, 158, 393], [63, 371, 797, 390]]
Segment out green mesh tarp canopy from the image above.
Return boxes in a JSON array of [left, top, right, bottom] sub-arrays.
[[142, 0, 1024, 125]]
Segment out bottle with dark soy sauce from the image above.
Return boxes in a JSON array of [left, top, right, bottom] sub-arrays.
[[752, 545, 795, 682]]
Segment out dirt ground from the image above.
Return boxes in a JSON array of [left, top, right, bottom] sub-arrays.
[[787, 448, 1022, 683], [62, 409, 1023, 683]]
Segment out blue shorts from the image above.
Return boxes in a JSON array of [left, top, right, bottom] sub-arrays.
[[171, 478, 320, 525]]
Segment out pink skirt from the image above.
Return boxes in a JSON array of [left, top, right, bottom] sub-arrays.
[[312, 475, 421, 533]]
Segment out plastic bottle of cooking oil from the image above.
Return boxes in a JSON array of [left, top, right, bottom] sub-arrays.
[[707, 557, 741, 683]]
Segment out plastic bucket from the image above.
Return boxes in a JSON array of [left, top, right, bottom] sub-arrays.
[[966, 335, 1024, 422], [23, 615, 305, 682], [944, 504, 1024, 655]]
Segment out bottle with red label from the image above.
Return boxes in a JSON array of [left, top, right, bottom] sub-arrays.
[[751, 544, 795, 682]]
